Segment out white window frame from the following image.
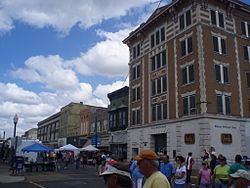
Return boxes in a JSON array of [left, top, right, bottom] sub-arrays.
[[151, 102, 167, 121], [213, 35, 226, 55], [215, 64, 229, 84], [182, 64, 194, 84], [180, 37, 192, 57], [132, 64, 140, 80], [183, 95, 196, 115], [217, 94, 231, 115], [132, 86, 140, 102], [152, 76, 167, 96], [179, 9, 191, 30], [132, 109, 140, 125], [150, 26, 165, 48], [242, 21, 250, 37], [210, 9, 224, 28], [244, 46, 250, 62]]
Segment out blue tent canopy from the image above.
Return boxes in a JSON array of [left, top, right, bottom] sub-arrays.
[[21, 143, 53, 153]]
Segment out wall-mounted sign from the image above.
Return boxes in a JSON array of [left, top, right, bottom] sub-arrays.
[[184, 133, 195, 144], [221, 133, 232, 144]]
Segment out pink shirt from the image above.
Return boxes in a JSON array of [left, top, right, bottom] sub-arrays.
[[199, 168, 211, 185]]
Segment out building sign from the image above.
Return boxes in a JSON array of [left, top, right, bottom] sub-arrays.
[[184, 133, 195, 144], [221, 133, 232, 144]]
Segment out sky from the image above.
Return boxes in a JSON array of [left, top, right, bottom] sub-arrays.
[[0, 0, 249, 138]]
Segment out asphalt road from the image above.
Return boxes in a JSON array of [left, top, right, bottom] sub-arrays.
[[1, 164, 105, 188]]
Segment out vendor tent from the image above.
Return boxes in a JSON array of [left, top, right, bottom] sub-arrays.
[[59, 144, 79, 151], [80, 144, 99, 152], [21, 143, 53, 153]]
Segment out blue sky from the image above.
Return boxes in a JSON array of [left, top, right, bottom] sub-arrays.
[[0, 0, 249, 138]]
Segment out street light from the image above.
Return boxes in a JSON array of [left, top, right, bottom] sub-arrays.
[[13, 114, 18, 155]]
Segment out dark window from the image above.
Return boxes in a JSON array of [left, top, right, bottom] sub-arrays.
[[137, 44, 140, 57], [163, 103, 167, 119], [132, 111, 136, 125], [157, 104, 161, 120], [137, 110, 140, 124], [247, 73, 250, 88], [225, 96, 231, 114], [189, 65, 194, 82], [218, 12, 224, 28], [157, 53, 161, 68], [221, 38, 226, 54], [217, 95, 223, 113], [188, 37, 193, 53], [157, 79, 161, 94], [183, 95, 195, 115], [248, 100, 250, 112], [210, 10, 216, 25], [163, 76, 167, 92], [190, 95, 196, 114], [215, 65, 221, 82], [179, 14, 185, 30], [223, 66, 229, 83], [133, 47, 136, 59], [183, 97, 189, 115], [151, 56, 156, 71], [162, 50, 166, 66], [213, 36, 219, 52], [151, 34, 155, 48], [152, 105, 156, 121], [137, 65, 140, 79], [182, 67, 187, 84], [244, 46, 249, 61], [156, 30, 160, 45], [132, 67, 136, 80], [241, 21, 246, 36], [137, 87, 140, 100], [132, 88, 136, 101], [161, 27, 165, 42], [152, 80, 156, 96], [186, 10, 191, 26], [181, 40, 186, 56]]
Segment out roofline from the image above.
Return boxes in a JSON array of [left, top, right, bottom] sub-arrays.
[[123, 0, 250, 44]]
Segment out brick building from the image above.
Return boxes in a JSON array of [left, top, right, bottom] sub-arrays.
[[123, 0, 250, 163]]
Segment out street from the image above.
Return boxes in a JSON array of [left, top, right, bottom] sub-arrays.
[[0, 164, 105, 188]]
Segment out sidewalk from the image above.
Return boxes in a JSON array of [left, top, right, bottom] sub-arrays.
[[0, 162, 25, 184]]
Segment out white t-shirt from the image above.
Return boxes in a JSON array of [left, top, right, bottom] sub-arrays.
[[174, 165, 186, 184]]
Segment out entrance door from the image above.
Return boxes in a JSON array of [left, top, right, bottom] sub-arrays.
[[154, 134, 167, 154]]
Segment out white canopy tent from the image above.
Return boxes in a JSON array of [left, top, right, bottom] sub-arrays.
[[80, 144, 99, 152], [59, 144, 80, 155]]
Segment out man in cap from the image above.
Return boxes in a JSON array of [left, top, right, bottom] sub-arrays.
[[100, 162, 133, 188], [134, 149, 170, 188]]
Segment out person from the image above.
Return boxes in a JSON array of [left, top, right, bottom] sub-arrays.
[[174, 155, 186, 188], [130, 159, 144, 188], [159, 155, 174, 183], [100, 162, 133, 188], [209, 153, 219, 175], [134, 149, 170, 188], [185, 152, 195, 186], [201, 150, 209, 161], [229, 169, 250, 188], [213, 156, 229, 188], [198, 160, 212, 188], [229, 154, 246, 174]]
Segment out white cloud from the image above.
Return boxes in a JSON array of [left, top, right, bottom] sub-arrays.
[[68, 29, 130, 77], [0, 0, 151, 35]]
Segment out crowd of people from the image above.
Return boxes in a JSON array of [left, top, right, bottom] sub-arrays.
[[99, 149, 250, 188]]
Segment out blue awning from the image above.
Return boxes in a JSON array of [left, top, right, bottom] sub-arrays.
[[21, 143, 53, 153]]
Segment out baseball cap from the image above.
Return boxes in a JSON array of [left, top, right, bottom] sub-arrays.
[[230, 169, 250, 180], [134, 149, 159, 161], [100, 165, 131, 179]]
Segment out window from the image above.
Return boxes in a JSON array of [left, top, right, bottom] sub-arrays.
[[179, 10, 191, 30], [180, 37, 192, 57], [151, 50, 167, 71], [215, 64, 229, 84], [248, 99, 250, 112], [213, 36, 226, 54], [247, 73, 250, 88], [221, 134, 232, 144], [132, 86, 140, 101], [132, 64, 140, 80], [210, 10, 224, 28], [184, 133, 195, 144], [132, 109, 140, 125], [244, 46, 250, 62], [152, 76, 167, 96], [217, 94, 231, 115], [182, 64, 194, 84], [152, 102, 167, 121], [150, 27, 165, 48], [132, 44, 140, 59], [241, 21, 250, 37], [183, 95, 196, 115]]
